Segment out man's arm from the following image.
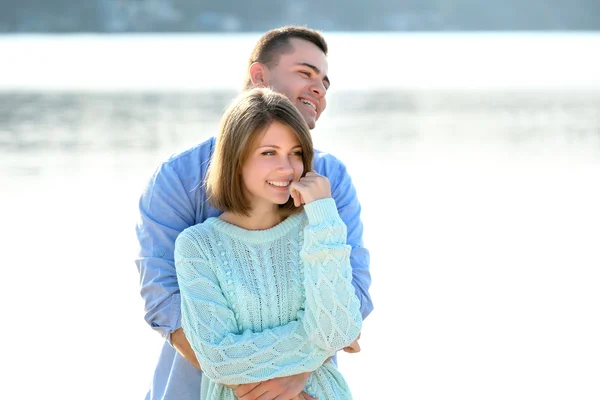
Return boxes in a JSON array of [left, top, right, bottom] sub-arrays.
[[171, 328, 201, 369], [135, 160, 196, 343]]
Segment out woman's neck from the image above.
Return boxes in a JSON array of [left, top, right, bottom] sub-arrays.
[[219, 207, 283, 231]]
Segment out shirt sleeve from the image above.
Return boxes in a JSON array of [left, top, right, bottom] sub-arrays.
[[175, 233, 336, 385], [300, 198, 364, 353], [135, 161, 196, 342], [327, 158, 374, 320]]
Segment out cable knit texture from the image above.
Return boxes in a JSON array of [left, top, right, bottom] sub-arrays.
[[175, 198, 362, 399]]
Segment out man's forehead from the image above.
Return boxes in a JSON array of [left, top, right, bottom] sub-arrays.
[[280, 48, 328, 71], [285, 38, 326, 58]]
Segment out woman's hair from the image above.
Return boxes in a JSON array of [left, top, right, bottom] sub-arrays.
[[206, 87, 314, 217], [243, 25, 328, 90]]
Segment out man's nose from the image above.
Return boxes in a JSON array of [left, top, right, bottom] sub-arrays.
[[310, 79, 326, 98], [311, 83, 327, 98]]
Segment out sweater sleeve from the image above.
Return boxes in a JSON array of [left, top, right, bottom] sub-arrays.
[[300, 198, 364, 353], [175, 232, 335, 386], [315, 152, 373, 320]]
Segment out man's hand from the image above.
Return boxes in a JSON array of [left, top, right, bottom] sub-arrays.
[[170, 328, 201, 370], [342, 332, 361, 354], [235, 372, 314, 400], [291, 394, 318, 400]]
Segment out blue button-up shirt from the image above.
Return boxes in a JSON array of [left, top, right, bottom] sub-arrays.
[[135, 136, 373, 400]]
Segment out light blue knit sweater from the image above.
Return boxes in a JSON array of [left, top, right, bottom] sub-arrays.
[[174, 198, 363, 400]]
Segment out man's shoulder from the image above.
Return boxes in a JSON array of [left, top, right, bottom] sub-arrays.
[[313, 148, 348, 175], [157, 136, 215, 171], [314, 148, 344, 164], [147, 137, 216, 193]]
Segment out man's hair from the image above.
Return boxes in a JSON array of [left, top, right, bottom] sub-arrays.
[[206, 87, 314, 217], [243, 25, 328, 90]]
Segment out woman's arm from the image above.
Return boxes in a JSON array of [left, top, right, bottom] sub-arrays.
[[175, 233, 335, 386], [300, 198, 363, 353], [315, 153, 374, 320]]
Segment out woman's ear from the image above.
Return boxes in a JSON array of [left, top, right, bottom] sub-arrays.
[[249, 62, 267, 87]]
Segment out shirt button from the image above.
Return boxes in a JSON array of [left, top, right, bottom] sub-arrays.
[[217, 241, 223, 246], [226, 271, 232, 276], [220, 252, 225, 256], [223, 261, 228, 266], [227, 279, 233, 284]]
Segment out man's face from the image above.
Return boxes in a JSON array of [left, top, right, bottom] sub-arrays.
[[263, 38, 330, 130]]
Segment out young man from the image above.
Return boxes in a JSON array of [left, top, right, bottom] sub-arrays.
[[135, 26, 373, 400]]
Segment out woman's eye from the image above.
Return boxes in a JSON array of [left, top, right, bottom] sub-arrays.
[[262, 151, 275, 156]]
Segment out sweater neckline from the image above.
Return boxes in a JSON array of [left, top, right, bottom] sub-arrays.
[[205, 212, 304, 243]]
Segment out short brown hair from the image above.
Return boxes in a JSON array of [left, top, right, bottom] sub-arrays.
[[206, 87, 314, 216], [243, 25, 328, 90]]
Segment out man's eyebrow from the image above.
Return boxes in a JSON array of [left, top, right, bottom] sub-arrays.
[[296, 62, 331, 87]]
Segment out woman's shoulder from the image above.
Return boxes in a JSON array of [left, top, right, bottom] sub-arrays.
[[176, 217, 222, 254], [181, 217, 219, 237]]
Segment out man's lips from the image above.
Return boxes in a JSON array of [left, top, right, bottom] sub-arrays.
[[299, 97, 318, 112]]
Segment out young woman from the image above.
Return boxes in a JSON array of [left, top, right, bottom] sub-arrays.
[[174, 88, 362, 400]]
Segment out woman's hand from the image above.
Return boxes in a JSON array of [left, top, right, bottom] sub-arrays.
[[289, 171, 331, 207]]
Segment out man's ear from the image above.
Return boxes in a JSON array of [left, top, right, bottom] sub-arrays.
[[249, 62, 268, 87]]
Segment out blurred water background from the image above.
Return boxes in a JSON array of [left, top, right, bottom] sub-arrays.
[[1, 32, 600, 399]]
